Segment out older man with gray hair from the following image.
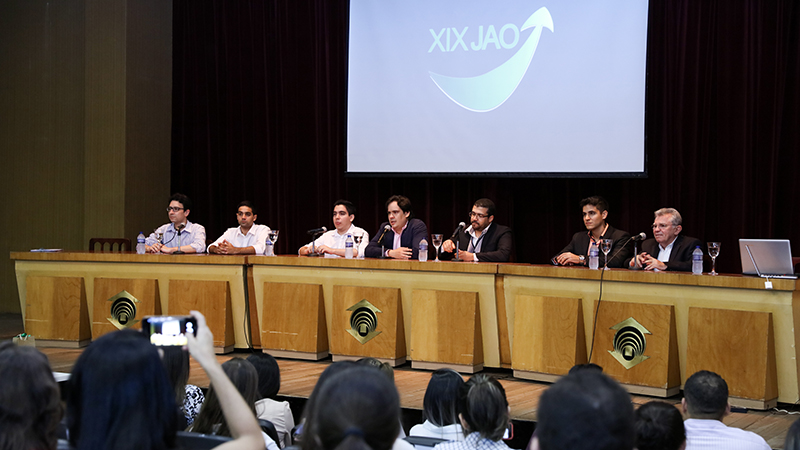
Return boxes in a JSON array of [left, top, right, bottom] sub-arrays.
[[626, 208, 702, 272]]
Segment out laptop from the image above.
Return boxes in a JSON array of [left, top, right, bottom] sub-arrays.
[[738, 239, 797, 279]]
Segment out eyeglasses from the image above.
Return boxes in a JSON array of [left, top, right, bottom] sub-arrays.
[[468, 211, 489, 219], [167, 207, 184, 212], [651, 223, 673, 230]]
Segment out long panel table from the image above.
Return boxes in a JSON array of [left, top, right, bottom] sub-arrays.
[[11, 252, 800, 405]]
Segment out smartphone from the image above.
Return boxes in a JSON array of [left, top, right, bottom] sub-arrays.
[[503, 422, 514, 440], [141, 315, 197, 346]]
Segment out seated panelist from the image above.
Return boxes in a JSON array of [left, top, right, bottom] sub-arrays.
[[626, 208, 702, 271], [208, 201, 271, 255], [299, 200, 369, 258], [440, 198, 513, 262], [145, 193, 206, 254], [364, 195, 428, 260], [554, 196, 631, 268]]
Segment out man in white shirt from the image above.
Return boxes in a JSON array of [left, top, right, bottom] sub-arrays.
[[299, 200, 369, 258], [145, 193, 206, 254], [208, 201, 271, 255], [682, 370, 770, 450]]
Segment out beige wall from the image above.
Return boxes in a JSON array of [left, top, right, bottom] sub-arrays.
[[0, 0, 172, 314]]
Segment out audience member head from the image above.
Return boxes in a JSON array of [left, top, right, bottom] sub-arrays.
[[567, 363, 603, 375], [300, 361, 359, 427], [66, 329, 177, 450], [785, 418, 800, 450], [579, 196, 609, 213], [635, 401, 686, 450], [356, 357, 394, 382], [0, 342, 62, 450], [247, 352, 281, 400], [681, 370, 729, 420], [192, 357, 259, 437], [422, 369, 464, 427], [458, 374, 509, 441], [534, 370, 634, 450], [160, 346, 190, 406], [303, 366, 400, 450]]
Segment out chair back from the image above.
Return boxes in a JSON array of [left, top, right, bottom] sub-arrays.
[[175, 431, 232, 450], [89, 238, 132, 252], [404, 436, 450, 449], [259, 418, 281, 448]]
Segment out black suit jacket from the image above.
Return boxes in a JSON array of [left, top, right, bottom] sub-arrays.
[[556, 224, 633, 268], [365, 218, 428, 259], [625, 234, 703, 272], [440, 224, 514, 262]]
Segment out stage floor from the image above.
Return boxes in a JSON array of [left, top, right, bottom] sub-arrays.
[[38, 347, 799, 449]]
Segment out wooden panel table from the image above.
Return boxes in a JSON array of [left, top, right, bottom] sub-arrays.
[[248, 256, 503, 369], [12, 252, 247, 352], [500, 264, 799, 406]]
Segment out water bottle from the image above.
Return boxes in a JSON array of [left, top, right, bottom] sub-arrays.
[[692, 246, 703, 274], [419, 238, 428, 262], [345, 234, 354, 259], [136, 232, 146, 254], [588, 243, 599, 270]]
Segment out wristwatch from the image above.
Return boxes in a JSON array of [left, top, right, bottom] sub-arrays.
[[579, 255, 586, 265]]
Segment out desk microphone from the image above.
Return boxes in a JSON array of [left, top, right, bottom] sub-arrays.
[[377, 224, 391, 242], [632, 232, 646, 241], [307, 226, 327, 235], [450, 222, 466, 241], [173, 224, 186, 254]]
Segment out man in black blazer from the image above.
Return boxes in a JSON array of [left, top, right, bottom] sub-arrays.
[[555, 196, 632, 268], [365, 195, 428, 259], [440, 198, 513, 262], [626, 208, 702, 271]]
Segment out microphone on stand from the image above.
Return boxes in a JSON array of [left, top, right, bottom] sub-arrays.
[[307, 226, 327, 235], [451, 222, 466, 261], [173, 224, 186, 254], [378, 224, 391, 258], [307, 226, 328, 257]]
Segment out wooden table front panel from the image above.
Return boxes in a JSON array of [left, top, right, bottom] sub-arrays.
[[411, 289, 482, 366]]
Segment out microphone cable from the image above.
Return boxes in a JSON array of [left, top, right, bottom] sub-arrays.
[[586, 234, 636, 364]]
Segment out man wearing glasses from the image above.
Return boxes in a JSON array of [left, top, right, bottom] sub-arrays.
[[298, 200, 369, 258], [440, 198, 513, 262], [145, 193, 207, 254], [208, 201, 270, 255], [625, 208, 701, 271]]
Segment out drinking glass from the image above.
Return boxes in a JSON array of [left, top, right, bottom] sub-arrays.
[[155, 232, 163, 253], [432, 234, 443, 262], [707, 242, 721, 275], [353, 234, 364, 258], [601, 239, 613, 270], [267, 230, 279, 256]]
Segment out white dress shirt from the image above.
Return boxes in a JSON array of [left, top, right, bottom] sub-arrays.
[[303, 225, 369, 258], [209, 224, 271, 255], [684, 418, 771, 450]]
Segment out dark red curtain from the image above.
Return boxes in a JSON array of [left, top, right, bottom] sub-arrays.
[[172, 0, 800, 273]]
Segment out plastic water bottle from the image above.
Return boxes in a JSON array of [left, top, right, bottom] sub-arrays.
[[345, 234, 354, 259], [588, 243, 599, 270], [136, 232, 146, 254], [692, 246, 703, 274], [419, 238, 428, 262]]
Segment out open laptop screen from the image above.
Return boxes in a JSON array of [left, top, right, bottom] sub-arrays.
[[738, 239, 795, 276]]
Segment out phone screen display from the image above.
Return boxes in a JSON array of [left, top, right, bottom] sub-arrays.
[[142, 315, 197, 346]]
